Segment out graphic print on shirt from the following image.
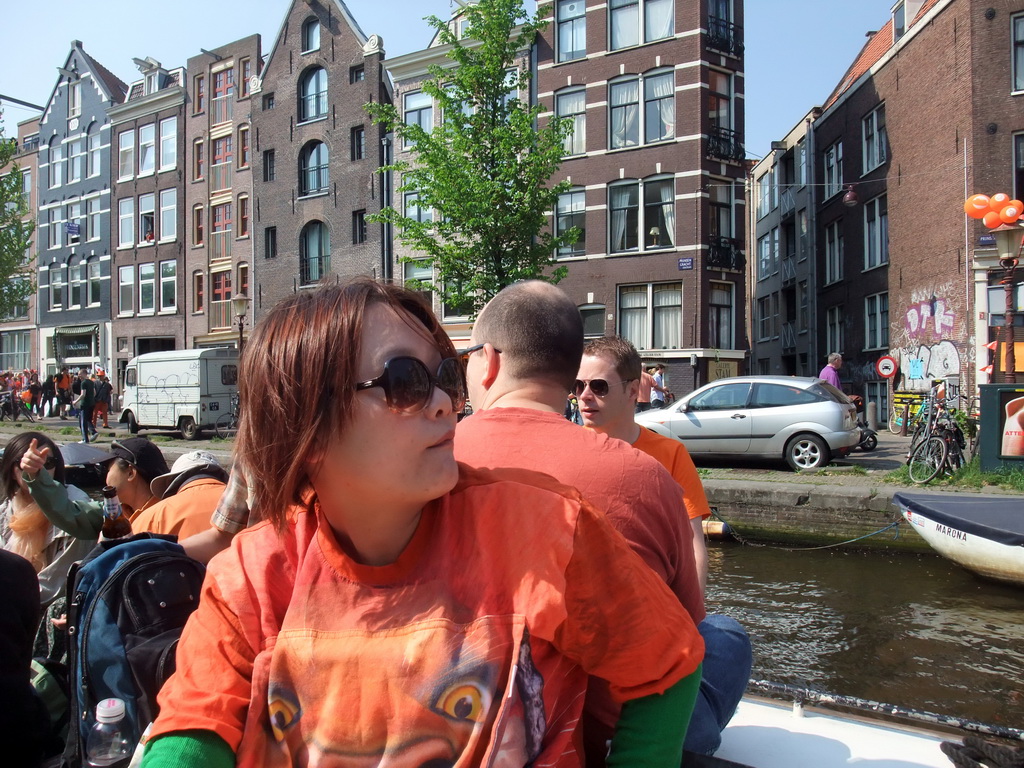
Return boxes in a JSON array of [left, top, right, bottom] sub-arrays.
[[243, 615, 545, 768]]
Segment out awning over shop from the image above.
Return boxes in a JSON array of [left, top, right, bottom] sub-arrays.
[[54, 324, 99, 337]]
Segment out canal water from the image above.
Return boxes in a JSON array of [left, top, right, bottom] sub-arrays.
[[706, 541, 1024, 730]]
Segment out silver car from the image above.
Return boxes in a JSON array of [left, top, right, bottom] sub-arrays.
[[635, 375, 859, 471]]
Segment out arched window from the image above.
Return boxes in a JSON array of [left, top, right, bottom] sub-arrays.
[[300, 221, 330, 285], [301, 18, 321, 53], [299, 141, 329, 195], [298, 67, 327, 122]]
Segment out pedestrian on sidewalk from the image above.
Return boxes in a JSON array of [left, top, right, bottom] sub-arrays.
[[54, 368, 71, 420], [71, 369, 96, 443], [92, 371, 112, 430]]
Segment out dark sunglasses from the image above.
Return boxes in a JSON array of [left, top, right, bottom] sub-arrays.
[[573, 378, 632, 398], [355, 357, 467, 413], [43, 455, 57, 470], [457, 342, 501, 362]]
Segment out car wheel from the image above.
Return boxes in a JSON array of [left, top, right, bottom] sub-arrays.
[[785, 433, 830, 471], [125, 411, 139, 434], [179, 416, 200, 441]]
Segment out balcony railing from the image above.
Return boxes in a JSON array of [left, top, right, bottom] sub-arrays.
[[782, 322, 796, 351], [707, 17, 744, 57], [780, 188, 796, 219], [209, 299, 232, 331], [781, 255, 796, 284], [211, 162, 232, 193], [707, 127, 745, 162], [15, 135, 40, 157], [707, 236, 745, 271], [211, 95, 233, 125], [300, 255, 331, 286], [210, 230, 232, 262]]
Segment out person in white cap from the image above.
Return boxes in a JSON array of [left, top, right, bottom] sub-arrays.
[[131, 451, 229, 540]]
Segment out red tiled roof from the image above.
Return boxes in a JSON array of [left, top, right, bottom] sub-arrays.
[[79, 49, 128, 105], [822, 0, 941, 109]]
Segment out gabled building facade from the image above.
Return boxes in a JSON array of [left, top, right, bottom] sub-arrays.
[[36, 41, 126, 376], [107, 59, 187, 386], [535, 0, 748, 392], [251, 0, 391, 321], [1, 117, 41, 373], [183, 35, 261, 349]]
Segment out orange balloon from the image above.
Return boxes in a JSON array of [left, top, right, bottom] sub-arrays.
[[1000, 205, 1022, 224], [1010, 199, 1024, 211], [990, 193, 1011, 212], [984, 211, 1003, 228], [969, 194, 991, 211], [965, 199, 987, 219]]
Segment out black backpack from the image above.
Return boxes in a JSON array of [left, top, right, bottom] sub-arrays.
[[61, 534, 205, 768]]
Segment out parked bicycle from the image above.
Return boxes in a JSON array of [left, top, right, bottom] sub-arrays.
[[0, 391, 35, 423], [215, 392, 240, 439], [906, 394, 968, 484]]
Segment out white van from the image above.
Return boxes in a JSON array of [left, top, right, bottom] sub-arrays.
[[120, 348, 238, 440]]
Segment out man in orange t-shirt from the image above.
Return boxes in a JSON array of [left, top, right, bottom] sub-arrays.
[[577, 335, 752, 757]]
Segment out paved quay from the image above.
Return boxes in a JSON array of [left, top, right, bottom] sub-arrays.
[[3, 416, 1020, 552]]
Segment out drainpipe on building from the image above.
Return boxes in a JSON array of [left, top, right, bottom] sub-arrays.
[[381, 134, 393, 282]]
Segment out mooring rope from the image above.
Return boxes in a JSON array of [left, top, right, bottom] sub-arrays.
[[709, 508, 902, 552]]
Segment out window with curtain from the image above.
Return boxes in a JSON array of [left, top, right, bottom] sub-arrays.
[[709, 281, 734, 349], [611, 70, 673, 149], [300, 221, 331, 285], [609, 182, 639, 252], [652, 283, 682, 348], [609, 177, 674, 252], [300, 141, 329, 195], [556, 88, 586, 156], [644, 71, 674, 142], [610, 0, 672, 49], [556, 188, 586, 257], [299, 67, 328, 122], [610, 79, 639, 148], [557, 0, 586, 61], [644, 0, 674, 42], [643, 179, 674, 248], [708, 70, 731, 130], [618, 285, 648, 348], [618, 282, 681, 350], [610, 0, 639, 49]]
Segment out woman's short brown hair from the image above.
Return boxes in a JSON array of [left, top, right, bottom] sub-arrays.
[[236, 278, 455, 529]]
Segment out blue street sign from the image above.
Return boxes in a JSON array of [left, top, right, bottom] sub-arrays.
[[678, 257, 694, 270]]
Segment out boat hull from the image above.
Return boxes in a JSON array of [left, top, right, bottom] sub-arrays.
[[894, 493, 1024, 587]]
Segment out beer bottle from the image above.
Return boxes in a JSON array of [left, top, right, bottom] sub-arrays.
[[100, 486, 132, 541]]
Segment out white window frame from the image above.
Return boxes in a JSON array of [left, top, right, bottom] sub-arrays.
[[617, 281, 682, 351], [118, 265, 134, 315], [87, 258, 101, 306], [138, 124, 156, 177], [88, 132, 102, 177], [159, 118, 177, 171], [1015, 14, 1024, 92], [50, 143, 63, 189], [68, 260, 83, 309], [118, 130, 135, 180], [609, 0, 674, 50], [403, 91, 433, 149], [556, 88, 587, 156], [825, 220, 843, 284], [609, 69, 674, 150], [556, 188, 586, 258], [863, 194, 889, 270], [68, 139, 84, 183], [557, 0, 587, 62], [68, 81, 81, 118], [403, 191, 433, 224], [159, 259, 177, 312], [118, 197, 134, 248], [608, 176, 676, 253], [757, 233, 771, 280], [159, 189, 176, 242], [139, 193, 155, 245], [823, 141, 843, 199], [865, 292, 889, 350], [66, 202, 82, 246], [139, 263, 156, 314], [49, 265, 63, 310], [87, 198, 101, 242], [49, 209, 61, 250], [862, 104, 887, 173]]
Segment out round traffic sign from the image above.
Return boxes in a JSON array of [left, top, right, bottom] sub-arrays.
[[876, 355, 897, 378]]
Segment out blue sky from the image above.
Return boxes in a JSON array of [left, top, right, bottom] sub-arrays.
[[0, 0, 897, 158]]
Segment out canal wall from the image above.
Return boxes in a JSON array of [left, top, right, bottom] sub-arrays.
[[702, 479, 933, 553]]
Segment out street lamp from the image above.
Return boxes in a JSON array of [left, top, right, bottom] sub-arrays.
[[232, 292, 251, 353], [991, 224, 1024, 381]]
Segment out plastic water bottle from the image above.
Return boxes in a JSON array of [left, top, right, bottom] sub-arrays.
[[85, 697, 132, 767]]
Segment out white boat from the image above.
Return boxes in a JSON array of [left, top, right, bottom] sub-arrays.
[[706, 682, 1024, 768], [893, 492, 1024, 586]]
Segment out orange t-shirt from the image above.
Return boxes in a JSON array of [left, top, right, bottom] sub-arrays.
[[632, 427, 712, 521], [150, 464, 702, 766], [130, 478, 223, 540]]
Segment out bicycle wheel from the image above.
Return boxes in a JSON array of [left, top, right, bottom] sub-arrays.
[[215, 411, 238, 439], [908, 435, 948, 484], [888, 405, 904, 434], [943, 428, 965, 472]]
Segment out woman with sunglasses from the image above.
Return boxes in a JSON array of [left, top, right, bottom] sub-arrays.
[[0, 432, 96, 609], [143, 279, 702, 768], [18, 436, 168, 541]]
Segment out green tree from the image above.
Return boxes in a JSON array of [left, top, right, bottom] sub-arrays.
[[366, 0, 577, 316], [0, 123, 35, 320]]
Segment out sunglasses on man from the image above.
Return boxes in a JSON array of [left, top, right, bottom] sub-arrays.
[[355, 357, 467, 413], [573, 378, 634, 398]]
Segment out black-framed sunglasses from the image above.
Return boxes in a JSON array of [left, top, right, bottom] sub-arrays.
[[43, 455, 57, 471], [457, 342, 501, 362], [355, 356, 467, 413], [573, 378, 633, 398]]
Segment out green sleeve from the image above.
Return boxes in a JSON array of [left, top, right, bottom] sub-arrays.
[[142, 730, 235, 768], [24, 470, 103, 540], [606, 664, 701, 768]]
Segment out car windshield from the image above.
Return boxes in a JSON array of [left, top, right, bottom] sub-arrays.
[[813, 382, 851, 404]]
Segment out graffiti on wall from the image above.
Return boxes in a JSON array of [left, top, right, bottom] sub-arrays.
[[893, 340, 962, 392], [904, 282, 957, 340]]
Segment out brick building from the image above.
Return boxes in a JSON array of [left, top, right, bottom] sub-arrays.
[[251, 0, 391, 321], [534, 0, 748, 391], [107, 59, 187, 386], [183, 35, 261, 349], [0, 118, 41, 373], [36, 41, 126, 376]]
